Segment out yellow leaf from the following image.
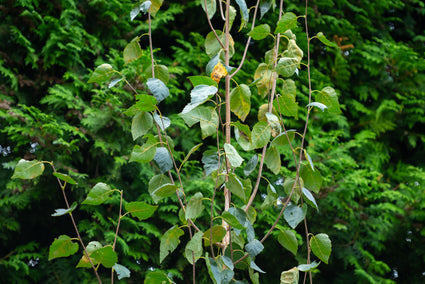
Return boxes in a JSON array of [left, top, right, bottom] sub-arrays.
[[210, 62, 228, 83]]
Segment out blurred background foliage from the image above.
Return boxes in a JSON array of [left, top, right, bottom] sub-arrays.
[[1, 0, 424, 283]]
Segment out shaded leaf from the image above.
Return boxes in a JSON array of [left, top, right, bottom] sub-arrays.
[[124, 37, 142, 64], [226, 173, 246, 203], [181, 85, 218, 114], [129, 134, 157, 163], [224, 143, 244, 168], [277, 230, 298, 255], [154, 147, 173, 173], [264, 146, 281, 175], [250, 260, 266, 273], [203, 226, 227, 246], [160, 225, 184, 263], [153, 113, 171, 131], [180, 143, 203, 169], [188, 75, 218, 87], [222, 211, 245, 230], [299, 164, 322, 194], [248, 24, 271, 40], [307, 102, 327, 112], [297, 260, 320, 272], [275, 12, 298, 34], [317, 86, 341, 114], [132, 112, 153, 140], [185, 192, 205, 220], [87, 63, 115, 84], [310, 233, 332, 264], [276, 57, 299, 77], [244, 155, 258, 176], [251, 121, 271, 149], [200, 0, 216, 19], [205, 30, 234, 59], [48, 235, 79, 260], [316, 32, 338, 48], [135, 94, 157, 112], [270, 130, 296, 147], [91, 246, 117, 268], [236, 0, 249, 28], [274, 93, 298, 118], [280, 267, 299, 284], [184, 231, 203, 264], [145, 270, 170, 284], [245, 239, 264, 257], [53, 172, 77, 185], [302, 187, 319, 212], [147, 78, 169, 103]]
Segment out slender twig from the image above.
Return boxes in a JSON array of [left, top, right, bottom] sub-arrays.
[[111, 190, 123, 284], [148, 7, 154, 78], [203, 0, 225, 49], [50, 163, 102, 284]]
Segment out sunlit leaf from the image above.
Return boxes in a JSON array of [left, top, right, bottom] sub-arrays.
[[129, 134, 157, 163], [125, 201, 157, 220], [251, 121, 271, 149], [307, 102, 328, 112], [244, 155, 258, 176], [201, 0, 216, 19], [230, 84, 251, 121], [250, 260, 266, 273], [270, 130, 296, 147], [275, 12, 298, 34], [210, 61, 228, 83], [254, 63, 273, 97], [188, 75, 218, 87], [248, 24, 271, 40], [224, 143, 244, 168], [51, 202, 77, 217], [283, 177, 302, 204], [264, 146, 281, 175], [82, 183, 114, 205], [113, 263, 131, 280], [90, 246, 117, 268], [87, 63, 115, 84], [235, 0, 249, 28], [274, 92, 298, 118], [145, 270, 170, 284], [48, 235, 79, 260], [316, 32, 338, 48], [52, 172, 76, 185], [135, 94, 157, 112], [181, 85, 218, 114], [302, 187, 319, 212], [297, 260, 320, 272], [276, 57, 299, 77], [108, 77, 123, 88], [12, 159, 44, 180], [153, 113, 171, 131], [317, 86, 341, 114], [280, 267, 299, 284]]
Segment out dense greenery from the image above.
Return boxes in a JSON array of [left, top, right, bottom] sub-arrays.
[[1, 0, 425, 283]]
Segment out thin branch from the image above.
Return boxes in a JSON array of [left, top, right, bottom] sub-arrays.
[[203, 0, 225, 49], [111, 190, 124, 284]]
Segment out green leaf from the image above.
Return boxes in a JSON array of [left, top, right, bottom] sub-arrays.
[[145, 64, 170, 84], [261, 183, 278, 210], [145, 271, 170, 284], [188, 75, 218, 87], [251, 121, 271, 149], [132, 112, 153, 140], [226, 173, 246, 203], [260, 0, 273, 19], [299, 164, 322, 194], [283, 177, 302, 204], [135, 94, 158, 112], [284, 203, 307, 229], [316, 86, 341, 114], [87, 63, 115, 84], [113, 263, 131, 280], [264, 146, 281, 175], [82, 183, 114, 205], [205, 30, 235, 59], [310, 233, 332, 264], [280, 267, 299, 284], [53, 172, 77, 185], [302, 187, 319, 212], [202, 150, 220, 176], [276, 57, 299, 77], [297, 260, 320, 272], [75, 241, 103, 268], [230, 84, 251, 121], [125, 201, 157, 220], [281, 79, 296, 96], [307, 102, 327, 112], [180, 106, 218, 139], [160, 225, 184, 263], [51, 202, 78, 217], [285, 39, 303, 61], [316, 32, 338, 48], [266, 112, 281, 137], [274, 93, 298, 118], [248, 24, 271, 40], [245, 239, 264, 257], [48, 235, 79, 260], [181, 85, 218, 114], [250, 260, 266, 273], [235, 0, 249, 28], [222, 211, 245, 230], [140, 1, 152, 14], [90, 246, 117, 268], [153, 113, 171, 131], [184, 231, 203, 265], [275, 12, 298, 34], [203, 225, 226, 246], [130, 134, 157, 163], [148, 0, 164, 18], [148, 175, 177, 203], [277, 230, 298, 256], [244, 154, 258, 176], [185, 192, 205, 220], [124, 37, 143, 64], [200, 0, 216, 19], [147, 78, 169, 103], [270, 130, 295, 147], [234, 121, 253, 151], [224, 143, 244, 168], [12, 159, 44, 180], [254, 63, 273, 97]]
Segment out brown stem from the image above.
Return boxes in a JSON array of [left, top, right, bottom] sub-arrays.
[[50, 163, 102, 284], [111, 190, 123, 284], [203, 0, 225, 49]]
